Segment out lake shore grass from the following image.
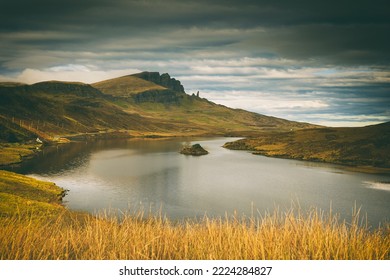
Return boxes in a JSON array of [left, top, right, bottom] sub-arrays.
[[1, 207, 389, 260], [0, 170, 66, 217], [0, 170, 389, 260], [223, 124, 390, 174], [0, 143, 41, 166]]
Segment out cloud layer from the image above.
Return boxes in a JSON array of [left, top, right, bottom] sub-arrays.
[[1, 0, 389, 126]]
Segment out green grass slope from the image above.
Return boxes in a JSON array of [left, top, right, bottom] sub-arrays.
[[224, 122, 390, 169], [92, 75, 166, 96], [0, 170, 65, 217]]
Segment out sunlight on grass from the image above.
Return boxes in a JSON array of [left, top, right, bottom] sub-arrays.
[[1, 207, 388, 260]]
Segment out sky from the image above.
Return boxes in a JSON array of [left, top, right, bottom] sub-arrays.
[[0, 0, 389, 127]]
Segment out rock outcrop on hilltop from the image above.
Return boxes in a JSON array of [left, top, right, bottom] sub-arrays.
[[133, 72, 185, 93]]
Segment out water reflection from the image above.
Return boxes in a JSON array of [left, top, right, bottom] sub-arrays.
[[17, 138, 390, 228]]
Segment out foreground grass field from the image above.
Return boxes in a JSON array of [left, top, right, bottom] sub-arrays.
[[0, 170, 389, 260], [1, 208, 389, 260]]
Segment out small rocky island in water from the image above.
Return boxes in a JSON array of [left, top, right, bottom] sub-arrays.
[[180, 144, 209, 156]]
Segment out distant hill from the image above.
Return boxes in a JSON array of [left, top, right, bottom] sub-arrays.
[[224, 122, 390, 168], [0, 71, 316, 143]]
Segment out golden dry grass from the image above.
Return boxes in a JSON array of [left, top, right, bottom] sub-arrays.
[[0, 171, 388, 260], [0, 208, 388, 260]]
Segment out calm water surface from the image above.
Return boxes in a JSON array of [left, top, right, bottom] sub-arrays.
[[16, 138, 390, 227]]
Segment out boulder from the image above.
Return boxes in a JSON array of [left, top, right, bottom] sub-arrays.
[[180, 143, 208, 156]]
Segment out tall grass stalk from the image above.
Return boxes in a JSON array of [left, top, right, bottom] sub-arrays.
[[0, 208, 388, 260]]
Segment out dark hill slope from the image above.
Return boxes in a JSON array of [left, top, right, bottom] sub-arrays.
[[0, 116, 36, 143], [224, 122, 390, 168]]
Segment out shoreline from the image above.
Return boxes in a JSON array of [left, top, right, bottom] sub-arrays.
[[2, 133, 390, 175], [250, 151, 390, 175]]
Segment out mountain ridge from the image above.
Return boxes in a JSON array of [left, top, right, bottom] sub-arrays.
[[0, 71, 317, 144]]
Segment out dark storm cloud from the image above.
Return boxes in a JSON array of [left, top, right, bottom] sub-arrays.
[[2, 0, 389, 64], [3, 0, 388, 27]]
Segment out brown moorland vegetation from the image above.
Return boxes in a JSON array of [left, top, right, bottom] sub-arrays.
[[224, 122, 390, 170]]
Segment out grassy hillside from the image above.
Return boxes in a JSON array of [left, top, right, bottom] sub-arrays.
[[0, 80, 185, 141], [92, 72, 316, 136], [0, 72, 316, 144], [224, 122, 390, 169]]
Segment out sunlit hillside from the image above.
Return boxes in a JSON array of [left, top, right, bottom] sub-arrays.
[[0, 72, 315, 144], [92, 75, 166, 96]]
